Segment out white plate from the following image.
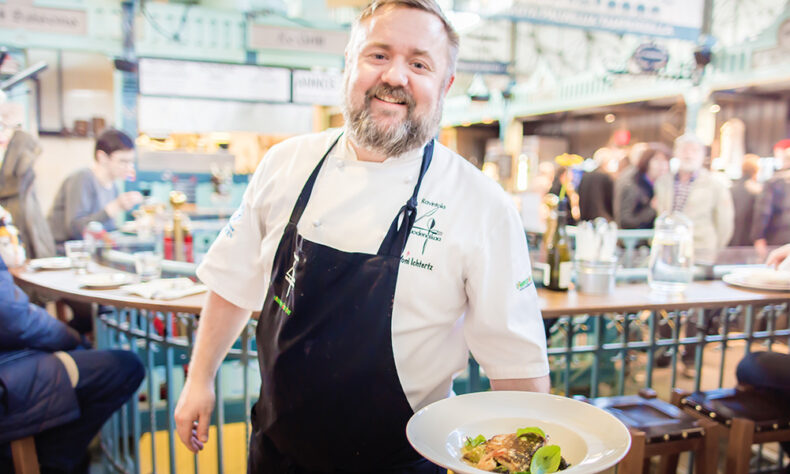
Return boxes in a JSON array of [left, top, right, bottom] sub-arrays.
[[78, 273, 135, 289], [120, 221, 137, 234], [407, 391, 631, 474], [723, 270, 790, 291], [28, 257, 72, 270]]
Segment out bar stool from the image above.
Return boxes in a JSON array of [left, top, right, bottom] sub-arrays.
[[10, 436, 39, 474], [578, 388, 721, 474], [676, 387, 790, 474]]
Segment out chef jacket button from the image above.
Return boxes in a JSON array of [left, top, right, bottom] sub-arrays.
[[337, 160, 345, 169], [404, 176, 412, 183], [313, 220, 321, 227]]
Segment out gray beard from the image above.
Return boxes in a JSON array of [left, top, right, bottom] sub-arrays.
[[342, 85, 442, 158]]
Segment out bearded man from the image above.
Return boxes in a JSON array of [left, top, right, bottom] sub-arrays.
[[174, 2, 550, 472]]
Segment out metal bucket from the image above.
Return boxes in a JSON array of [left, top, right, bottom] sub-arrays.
[[575, 259, 617, 295]]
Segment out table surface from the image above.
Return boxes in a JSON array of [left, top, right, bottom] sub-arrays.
[[12, 264, 790, 317], [11, 265, 207, 314]]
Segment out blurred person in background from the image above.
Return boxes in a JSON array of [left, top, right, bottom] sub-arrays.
[[613, 141, 649, 226], [47, 129, 142, 248], [729, 154, 762, 246], [654, 134, 734, 376], [618, 143, 671, 230], [654, 133, 734, 262], [577, 147, 616, 221], [0, 91, 55, 259], [0, 238, 144, 473], [751, 139, 790, 257], [530, 161, 555, 197], [548, 166, 579, 223]]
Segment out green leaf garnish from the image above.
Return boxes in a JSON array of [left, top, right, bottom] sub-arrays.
[[516, 426, 546, 439], [530, 445, 562, 474], [464, 434, 487, 448]]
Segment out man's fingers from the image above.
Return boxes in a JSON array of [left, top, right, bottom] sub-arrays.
[[197, 413, 210, 444], [175, 416, 198, 453]]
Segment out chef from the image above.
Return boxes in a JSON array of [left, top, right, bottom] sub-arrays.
[[174, 1, 550, 472]]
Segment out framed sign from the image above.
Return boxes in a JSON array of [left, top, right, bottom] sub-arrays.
[[139, 58, 291, 103]]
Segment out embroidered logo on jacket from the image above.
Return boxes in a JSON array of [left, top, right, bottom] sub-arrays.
[[410, 199, 445, 254]]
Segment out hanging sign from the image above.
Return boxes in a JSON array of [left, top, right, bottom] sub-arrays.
[[0, 0, 87, 36], [139, 58, 291, 103], [292, 70, 343, 106], [455, 0, 703, 41], [248, 25, 348, 55], [632, 43, 669, 73]]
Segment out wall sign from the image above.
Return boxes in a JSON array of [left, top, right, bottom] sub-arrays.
[[139, 58, 291, 103], [292, 70, 343, 106], [0, 0, 87, 36], [632, 43, 669, 73], [248, 25, 348, 55], [456, 0, 703, 41]]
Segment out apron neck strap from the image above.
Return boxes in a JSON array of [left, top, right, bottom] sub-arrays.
[[378, 139, 434, 257], [287, 132, 343, 227]]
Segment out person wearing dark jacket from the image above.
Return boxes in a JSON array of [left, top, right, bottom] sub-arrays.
[[577, 147, 616, 221], [729, 154, 762, 246], [752, 139, 790, 256], [0, 256, 144, 473], [618, 145, 670, 229]]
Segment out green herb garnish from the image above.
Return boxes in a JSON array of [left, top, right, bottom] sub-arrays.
[[464, 434, 487, 448], [516, 426, 546, 439], [530, 445, 562, 474]]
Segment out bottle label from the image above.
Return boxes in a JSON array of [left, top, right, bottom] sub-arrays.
[[558, 261, 572, 289]]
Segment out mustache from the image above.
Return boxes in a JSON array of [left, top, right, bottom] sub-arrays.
[[364, 84, 415, 110]]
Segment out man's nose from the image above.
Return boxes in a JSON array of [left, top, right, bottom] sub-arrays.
[[381, 59, 408, 87]]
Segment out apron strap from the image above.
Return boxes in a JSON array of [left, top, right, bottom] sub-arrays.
[[378, 140, 434, 257], [287, 132, 344, 227]]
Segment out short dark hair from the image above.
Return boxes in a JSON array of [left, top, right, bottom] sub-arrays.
[[95, 129, 134, 160], [636, 143, 672, 176]]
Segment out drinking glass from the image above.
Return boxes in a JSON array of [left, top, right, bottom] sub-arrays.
[[648, 212, 694, 294], [134, 251, 162, 282], [64, 240, 92, 274]]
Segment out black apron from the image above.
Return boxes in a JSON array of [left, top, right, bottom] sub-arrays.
[[249, 134, 442, 474]]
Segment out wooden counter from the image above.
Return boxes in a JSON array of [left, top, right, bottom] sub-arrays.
[[12, 266, 790, 318], [537, 281, 790, 318], [11, 266, 206, 314]]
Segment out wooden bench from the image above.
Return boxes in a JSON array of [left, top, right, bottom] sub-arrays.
[[677, 387, 790, 474], [10, 436, 39, 474], [578, 388, 721, 474]]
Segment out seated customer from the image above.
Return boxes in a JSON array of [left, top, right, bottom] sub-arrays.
[[0, 255, 144, 473], [48, 129, 143, 246]]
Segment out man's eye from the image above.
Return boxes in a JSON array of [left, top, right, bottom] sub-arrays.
[[372, 53, 386, 60], [412, 62, 427, 70]]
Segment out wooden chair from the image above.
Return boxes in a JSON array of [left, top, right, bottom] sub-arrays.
[[676, 387, 790, 474], [10, 436, 39, 474], [579, 388, 721, 474]]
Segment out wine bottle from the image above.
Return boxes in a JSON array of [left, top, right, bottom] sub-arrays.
[[547, 199, 572, 291]]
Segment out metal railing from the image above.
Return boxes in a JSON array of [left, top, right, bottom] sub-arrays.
[[93, 297, 790, 473]]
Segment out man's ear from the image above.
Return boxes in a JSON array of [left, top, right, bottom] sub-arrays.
[[443, 74, 455, 96], [95, 150, 108, 163]]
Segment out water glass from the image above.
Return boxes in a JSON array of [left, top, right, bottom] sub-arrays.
[[134, 251, 162, 282], [648, 213, 694, 294], [64, 240, 92, 274]]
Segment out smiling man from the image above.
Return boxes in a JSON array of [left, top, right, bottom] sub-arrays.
[[175, 2, 549, 472]]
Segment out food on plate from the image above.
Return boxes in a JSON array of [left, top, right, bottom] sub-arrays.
[[461, 426, 568, 474]]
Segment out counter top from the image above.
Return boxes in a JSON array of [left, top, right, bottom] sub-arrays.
[[12, 265, 789, 318]]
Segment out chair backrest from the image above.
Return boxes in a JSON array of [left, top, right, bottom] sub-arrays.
[[10, 436, 39, 474]]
